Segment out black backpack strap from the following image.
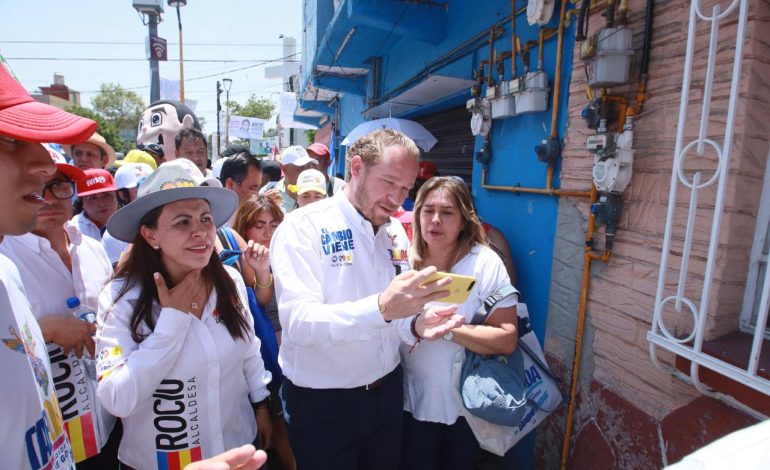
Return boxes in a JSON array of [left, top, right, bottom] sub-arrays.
[[470, 283, 519, 325]]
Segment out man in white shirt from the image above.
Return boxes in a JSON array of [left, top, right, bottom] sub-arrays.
[[0, 59, 97, 470], [0, 155, 118, 468], [71, 169, 118, 241], [270, 129, 464, 469]]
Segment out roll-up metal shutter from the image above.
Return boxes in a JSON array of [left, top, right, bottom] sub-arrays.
[[414, 106, 475, 183]]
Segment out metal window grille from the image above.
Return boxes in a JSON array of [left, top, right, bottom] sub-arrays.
[[647, 0, 770, 401]]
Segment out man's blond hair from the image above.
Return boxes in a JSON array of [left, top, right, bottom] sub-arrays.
[[345, 128, 421, 180]]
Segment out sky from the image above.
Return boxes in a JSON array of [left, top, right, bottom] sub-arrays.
[[0, 0, 303, 134]]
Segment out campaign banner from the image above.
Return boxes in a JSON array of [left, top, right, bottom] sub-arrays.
[[228, 116, 266, 140]]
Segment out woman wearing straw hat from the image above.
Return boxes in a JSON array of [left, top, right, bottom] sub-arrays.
[[94, 159, 272, 469]]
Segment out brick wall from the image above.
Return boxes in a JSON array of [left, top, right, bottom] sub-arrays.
[[539, 0, 768, 467]]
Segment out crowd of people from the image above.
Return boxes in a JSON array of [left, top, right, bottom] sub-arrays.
[[1, 61, 522, 470]]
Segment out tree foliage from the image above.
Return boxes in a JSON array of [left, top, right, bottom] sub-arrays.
[[229, 94, 275, 120], [91, 83, 145, 135], [66, 105, 125, 153]]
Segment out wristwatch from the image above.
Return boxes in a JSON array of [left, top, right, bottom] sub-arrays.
[[442, 331, 454, 342]]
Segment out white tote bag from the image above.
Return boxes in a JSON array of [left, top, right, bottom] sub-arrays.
[[453, 303, 563, 456]]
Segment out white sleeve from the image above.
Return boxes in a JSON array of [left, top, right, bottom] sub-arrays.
[[270, 214, 390, 348], [231, 271, 271, 403], [95, 282, 194, 418]]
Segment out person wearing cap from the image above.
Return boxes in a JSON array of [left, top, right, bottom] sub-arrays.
[[115, 148, 158, 171], [220, 150, 263, 203], [71, 168, 119, 241], [95, 159, 273, 469], [270, 129, 464, 469], [64, 132, 117, 170], [175, 127, 210, 176], [306, 142, 346, 197], [295, 168, 327, 208], [0, 151, 120, 468], [0, 59, 98, 470], [262, 145, 318, 214]]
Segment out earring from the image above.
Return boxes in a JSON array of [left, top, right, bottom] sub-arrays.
[[154, 245, 160, 250]]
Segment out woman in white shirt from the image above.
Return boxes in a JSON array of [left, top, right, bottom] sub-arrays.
[[95, 160, 272, 469], [400, 176, 518, 470]]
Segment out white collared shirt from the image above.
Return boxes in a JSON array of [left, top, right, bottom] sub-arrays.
[[270, 192, 415, 389], [0, 224, 115, 462], [95, 266, 271, 469], [0, 253, 76, 470], [400, 245, 517, 425], [70, 212, 102, 241], [101, 229, 128, 266]]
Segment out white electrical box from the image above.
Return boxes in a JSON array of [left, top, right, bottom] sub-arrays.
[[586, 27, 634, 88], [491, 94, 517, 119], [586, 134, 608, 150], [514, 70, 549, 114], [467, 97, 491, 137], [592, 121, 634, 193], [485, 85, 498, 100]]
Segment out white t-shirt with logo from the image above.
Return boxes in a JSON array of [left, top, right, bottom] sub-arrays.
[[0, 253, 76, 469], [0, 224, 115, 462]]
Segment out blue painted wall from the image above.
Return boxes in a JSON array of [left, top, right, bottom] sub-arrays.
[[305, 1, 576, 466]]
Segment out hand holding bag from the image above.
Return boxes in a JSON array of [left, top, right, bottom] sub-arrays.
[[458, 285, 562, 455]]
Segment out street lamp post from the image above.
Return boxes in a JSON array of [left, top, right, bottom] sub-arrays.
[[168, 0, 186, 102], [223, 78, 232, 146], [132, 1, 164, 102]]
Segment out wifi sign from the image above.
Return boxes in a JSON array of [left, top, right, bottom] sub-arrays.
[[147, 35, 168, 61]]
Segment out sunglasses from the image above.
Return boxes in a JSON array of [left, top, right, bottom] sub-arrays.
[[42, 180, 76, 200]]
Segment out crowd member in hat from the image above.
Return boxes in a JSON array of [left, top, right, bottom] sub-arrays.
[[0, 149, 120, 468], [71, 168, 118, 241], [219, 149, 263, 203], [101, 163, 154, 265], [64, 132, 116, 170], [96, 159, 272, 469], [115, 148, 158, 171], [262, 145, 318, 214], [0, 58, 97, 470], [136, 100, 200, 160], [295, 168, 327, 208], [175, 128, 210, 176], [306, 142, 346, 196], [270, 129, 464, 469], [400, 176, 518, 470], [136, 143, 164, 167]]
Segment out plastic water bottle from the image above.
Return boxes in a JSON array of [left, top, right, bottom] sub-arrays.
[[66, 296, 97, 380]]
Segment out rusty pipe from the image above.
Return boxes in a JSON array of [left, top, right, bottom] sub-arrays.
[[512, 0, 517, 78], [481, 168, 593, 199], [488, 27, 495, 87], [549, 0, 569, 140]]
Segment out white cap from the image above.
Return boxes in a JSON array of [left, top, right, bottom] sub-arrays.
[[212, 157, 228, 180], [280, 145, 318, 167], [114, 163, 154, 189], [172, 158, 223, 188], [296, 169, 327, 196]]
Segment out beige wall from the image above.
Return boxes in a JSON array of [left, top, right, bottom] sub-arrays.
[[550, 0, 770, 420]]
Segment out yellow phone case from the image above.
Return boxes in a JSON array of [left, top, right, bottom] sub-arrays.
[[422, 272, 477, 304]]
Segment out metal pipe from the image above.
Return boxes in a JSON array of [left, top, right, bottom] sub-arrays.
[[511, 0, 517, 77], [481, 168, 593, 198], [549, 0, 569, 140], [488, 28, 495, 87], [560, 186, 613, 470]]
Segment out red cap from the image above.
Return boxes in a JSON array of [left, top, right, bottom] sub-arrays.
[[77, 169, 116, 197], [417, 161, 437, 180], [0, 63, 96, 145], [46, 145, 86, 182], [307, 142, 330, 158]]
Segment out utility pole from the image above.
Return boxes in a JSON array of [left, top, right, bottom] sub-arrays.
[[216, 80, 222, 153], [148, 13, 161, 102]]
